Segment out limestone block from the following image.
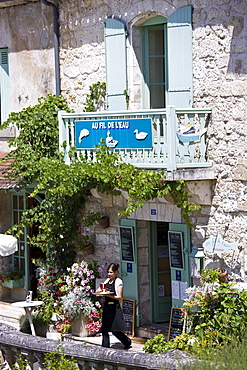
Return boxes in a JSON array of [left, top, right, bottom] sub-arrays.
[[138, 247, 149, 266], [232, 166, 247, 180], [187, 181, 213, 205], [237, 202, 247, 212], [137, 228, 148, 248], [95, 233, 110, 246]]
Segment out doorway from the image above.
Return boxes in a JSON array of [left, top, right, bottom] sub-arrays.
[[150, 222, 171, 322]]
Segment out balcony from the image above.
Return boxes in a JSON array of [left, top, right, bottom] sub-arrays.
[[58, 106, 212, 172]]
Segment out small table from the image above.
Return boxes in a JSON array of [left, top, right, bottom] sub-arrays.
[[11, 301, 43, 336]]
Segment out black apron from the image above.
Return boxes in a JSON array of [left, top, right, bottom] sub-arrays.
[[101, 279, 126, 332]]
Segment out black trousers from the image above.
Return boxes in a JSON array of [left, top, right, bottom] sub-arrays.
[[102, 331, 131, 348]]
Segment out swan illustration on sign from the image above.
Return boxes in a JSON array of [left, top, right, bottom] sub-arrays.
[[78, 128, 90, 143], [133, 129, 148, 140], [106, 131, 118, 148]]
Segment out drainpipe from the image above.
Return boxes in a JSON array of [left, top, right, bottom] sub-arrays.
[[41, 0, 60, 96]]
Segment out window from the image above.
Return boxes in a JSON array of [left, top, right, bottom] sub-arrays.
[[104, 6, 193, 111], [142, 18, 167, 109], [0, 48, 10, 124]]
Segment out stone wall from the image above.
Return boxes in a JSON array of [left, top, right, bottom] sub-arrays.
[[0, 1, 56, 151]]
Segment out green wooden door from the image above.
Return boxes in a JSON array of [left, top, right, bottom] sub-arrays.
[[119, 218, 139, 326], [169, 223, 191, 307], [150, 222, 171, 322]]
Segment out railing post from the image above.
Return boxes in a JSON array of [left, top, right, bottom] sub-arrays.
[[58, 110, 70, 164], [166, 105, 177, 171]]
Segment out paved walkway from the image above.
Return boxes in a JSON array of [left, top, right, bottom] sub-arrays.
[[65, 333, 146, 352]]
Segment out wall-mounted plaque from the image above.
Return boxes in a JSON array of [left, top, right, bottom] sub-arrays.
[[168, 231, 184, 270], [119, 226, 135, 262]]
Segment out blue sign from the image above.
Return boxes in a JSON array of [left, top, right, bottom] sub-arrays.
[[127, 263, 133, 273], [75, 118, 152, 149], [151, 209, 156, 215], [176, 270, 181, 281]]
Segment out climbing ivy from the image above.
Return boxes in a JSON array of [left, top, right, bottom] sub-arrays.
[[1, 94, 199, 269], [84, 81, 106, 112]]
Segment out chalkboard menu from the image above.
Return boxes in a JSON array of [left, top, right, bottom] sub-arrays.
[[168, 231, 184, 270], [122, 298, 135, 336], [120, 227, 135, 262], [168, 307, 186, 340]]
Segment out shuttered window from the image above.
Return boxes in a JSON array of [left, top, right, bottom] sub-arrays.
[[0, 48, 10, 124], [104, 6, 193, 110], [143, 6, 193, 109]]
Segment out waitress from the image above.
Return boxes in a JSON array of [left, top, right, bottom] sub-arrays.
[[96, 262, 132, 349]]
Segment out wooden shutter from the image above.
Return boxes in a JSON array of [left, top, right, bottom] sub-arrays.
[[0, 48, 10, 123], [104, 18, 127, 111], [167, 6, 193, 108]]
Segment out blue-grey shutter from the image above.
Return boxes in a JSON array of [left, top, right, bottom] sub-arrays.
[[0, 48, 10, 123], [104, 18, 127, 111], [167, 6, 193, 108]]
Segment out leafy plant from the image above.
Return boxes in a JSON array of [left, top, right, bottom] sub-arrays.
[[41, 346, 78, 370], [143, 333, 198, 354], [0, 263, 24, 282], [197, 269, 220, 284], [84, 81, 106, 112], [142, 334, 167, 354]]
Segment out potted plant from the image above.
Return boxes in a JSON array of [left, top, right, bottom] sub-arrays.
[[0, 263, 25, 289]]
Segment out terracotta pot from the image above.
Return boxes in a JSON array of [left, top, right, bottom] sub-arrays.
[[218, 269, 228, 283], [83, 243, 94, 255], [98, 216, 109, 229]]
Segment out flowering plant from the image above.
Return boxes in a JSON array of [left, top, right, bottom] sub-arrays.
[[0, 263, 24, 282], [55, 312, 72, 334], [60, 261, 103, 320], [183, 283, 220, 310], [197, 269, 220, 284], [85, 302, 103, 335]]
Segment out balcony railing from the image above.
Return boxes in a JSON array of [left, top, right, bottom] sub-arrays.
[[58, 106, 212, 171]]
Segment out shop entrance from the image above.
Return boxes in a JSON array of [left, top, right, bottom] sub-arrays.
[[150, 221, 191, 323], [150, 222, 171, 322]]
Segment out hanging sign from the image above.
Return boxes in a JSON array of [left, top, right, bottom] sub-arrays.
[[75, 118, 152, 149], [203, 234, 238, 256]]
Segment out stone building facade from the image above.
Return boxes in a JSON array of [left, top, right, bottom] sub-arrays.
[[0, 0, 247, 329], [57, 0, 247, 326]]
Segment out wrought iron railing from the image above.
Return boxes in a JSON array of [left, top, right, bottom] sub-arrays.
[[58, 106, 212, 171]]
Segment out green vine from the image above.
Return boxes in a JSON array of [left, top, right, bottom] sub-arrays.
[[1, 94, 200, 270], [84, 81, 106, 112]]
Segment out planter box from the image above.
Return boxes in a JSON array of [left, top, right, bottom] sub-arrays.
[[1, 277, 24, 289]]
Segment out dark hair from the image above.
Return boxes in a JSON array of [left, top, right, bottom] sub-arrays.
[[107, 263, 119, 273]]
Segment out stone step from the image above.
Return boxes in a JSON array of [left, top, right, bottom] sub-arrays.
[[136, 324, 169, 340]]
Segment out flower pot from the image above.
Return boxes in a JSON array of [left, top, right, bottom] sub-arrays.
[[218, 269, 228, 283], [189, 305, 201, 313], [84, 243, 94, 255], [1, 277, 24, 289], [98, 216, 109, 229]]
